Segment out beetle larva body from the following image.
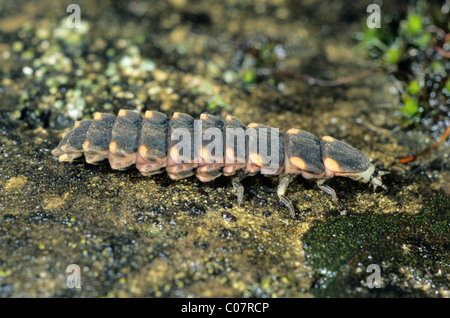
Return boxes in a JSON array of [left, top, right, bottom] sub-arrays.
[[52, 109, 387, 218]]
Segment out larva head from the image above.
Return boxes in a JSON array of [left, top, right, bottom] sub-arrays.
[[325, 160, 386, 189], [367, 165, 389, 191], [347, 163, 388, 191], [321, 136, 388, 190]]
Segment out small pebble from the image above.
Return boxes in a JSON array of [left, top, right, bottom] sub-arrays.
[[222, 211, 236, 222], [223, 202, 232, 209]]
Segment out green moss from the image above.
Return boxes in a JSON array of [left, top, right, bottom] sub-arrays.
[[407, 80, 420, 96], [412, 32, 431, 49], [423, 194, 450, 224], [207, 95, 230, 111], [304, 213, 400, 274], [401, 95, 419, 117], [445, 79, 450, 93], [358, 2, 449, 130], [382, 43, 404, 66], [242, 70, 256, 83], [303, 194, 449, 297], [405, 14, 424, 35]]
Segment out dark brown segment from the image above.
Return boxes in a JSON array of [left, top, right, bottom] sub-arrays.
[[246, 123, 284, 173], [169, 112, 195, 133], [195, 113, 224, 181], [224, 115, 247, 164], [168, 169, 195, 180], [138, 111, 169, 161], [202, 169, 222, 178], [320, 136, 370, 173], [284, 129, 324, 174], [51, 120, 92, 158], [109, 109, 142, 157], [168, 112, 195, 163], [166, 112, 198, 178], [83, 112, 116, 162], [200, 113, 224, 154]]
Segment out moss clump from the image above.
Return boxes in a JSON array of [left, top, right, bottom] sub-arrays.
[[359, 2, 450, 131], [303, 213, 402, 274], [303, 194, 449, 297]]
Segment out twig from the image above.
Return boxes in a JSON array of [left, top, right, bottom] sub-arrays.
[[400, 126, 450, 163], [427, 25, 450, 58]]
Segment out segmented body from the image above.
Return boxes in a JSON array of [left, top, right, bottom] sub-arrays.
[[52, 109, 386, 218]]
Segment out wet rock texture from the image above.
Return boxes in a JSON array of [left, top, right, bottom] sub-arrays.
[[0, 0, 448, 297]]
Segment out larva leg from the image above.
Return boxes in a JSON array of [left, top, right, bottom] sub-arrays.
[[317, 179, 337, 204], [277, 174, 296, 218], [232, 170, 247, 206]]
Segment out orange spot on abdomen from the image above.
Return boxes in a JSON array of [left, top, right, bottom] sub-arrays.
[[324, 157, 341, 173]]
